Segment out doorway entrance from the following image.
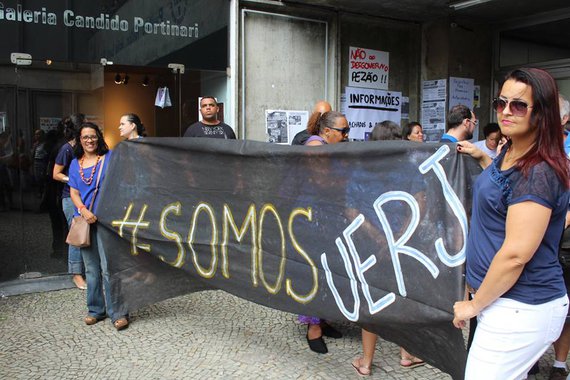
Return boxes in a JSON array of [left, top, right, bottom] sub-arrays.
[[0, 56, 229, 282]]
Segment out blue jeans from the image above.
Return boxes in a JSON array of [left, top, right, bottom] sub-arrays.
[[81, 224, 120, 322], [62, 197, 83, 274]]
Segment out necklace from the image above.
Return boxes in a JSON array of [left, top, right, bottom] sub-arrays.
[[79, 155, 100, 185]]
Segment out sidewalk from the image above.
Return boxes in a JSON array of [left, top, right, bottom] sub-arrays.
[[0, 287, 558, 379]]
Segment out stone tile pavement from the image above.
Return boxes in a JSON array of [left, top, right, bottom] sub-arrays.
[[0, 288, 560, 379]]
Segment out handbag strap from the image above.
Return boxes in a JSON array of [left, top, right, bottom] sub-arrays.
[[88, 155, 106, 211]]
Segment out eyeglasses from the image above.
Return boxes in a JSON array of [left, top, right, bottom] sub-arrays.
[[329, 126, 350, 135], [492, 97, 533, 117], [81, 135, 98, 142], [468, 119, 479, 127]]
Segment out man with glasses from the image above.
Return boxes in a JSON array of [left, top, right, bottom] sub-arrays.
[[440, 104, 477, 143]]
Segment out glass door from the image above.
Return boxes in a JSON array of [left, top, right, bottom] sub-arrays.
[[0, 56, 103, 282]]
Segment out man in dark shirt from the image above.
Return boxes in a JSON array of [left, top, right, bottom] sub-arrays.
[[183, 96, 236, 139]]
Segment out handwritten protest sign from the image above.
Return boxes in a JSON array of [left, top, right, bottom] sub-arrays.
[[449, 77, 474, 109], [348, 46, 389, 90]]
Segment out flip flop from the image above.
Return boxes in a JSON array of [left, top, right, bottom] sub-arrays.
[[400, 358, 425, 369], [351, 358, 371, 376]]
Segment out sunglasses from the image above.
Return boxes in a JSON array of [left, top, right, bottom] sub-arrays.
[[492, 97, 532, 117], [329, 126, 350, 135]]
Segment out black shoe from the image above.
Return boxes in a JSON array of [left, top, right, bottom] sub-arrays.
[[306, 334, 328, 354], [549, 366, 569, 380], [528, 361, 539, 375], [321, 322, 342, 339]]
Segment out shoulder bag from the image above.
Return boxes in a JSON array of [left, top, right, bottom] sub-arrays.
[[66, 156, 105, 248]]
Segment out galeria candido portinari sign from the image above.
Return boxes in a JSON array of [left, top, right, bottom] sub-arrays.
[[0, 3, 199, 37]]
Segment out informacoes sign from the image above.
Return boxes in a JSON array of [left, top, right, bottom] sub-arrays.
[[348, 46, 389, 90], [345, 86, 401, 141]]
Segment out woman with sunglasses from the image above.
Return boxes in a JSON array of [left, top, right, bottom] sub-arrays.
[[69, 122, 129, 331], [299, 111, 348, 354], [454, 68, 569, 378], [304, 111, 349, 146]]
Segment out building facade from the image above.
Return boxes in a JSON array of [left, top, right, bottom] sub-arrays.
[[1, 0, 569, 282]]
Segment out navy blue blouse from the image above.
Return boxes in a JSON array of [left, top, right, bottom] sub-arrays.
[[466, 149, 569, 304]]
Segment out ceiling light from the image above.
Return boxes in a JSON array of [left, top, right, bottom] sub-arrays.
[[114, 73, 122, 84], [123, 75, 129, 85], [142, 76, 149, 87], [449, 0, 493, 10]]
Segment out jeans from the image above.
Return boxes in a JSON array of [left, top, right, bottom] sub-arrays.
[[81, 224, 120, 322], [62, 197, 83, 274]]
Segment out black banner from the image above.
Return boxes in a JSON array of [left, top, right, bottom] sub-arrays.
[[97, 138, 481, 379]]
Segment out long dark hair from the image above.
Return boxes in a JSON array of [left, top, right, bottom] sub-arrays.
[[61, 113, 85, 142], [502, 68, 569, 187], [123, 113, 146, 137], [73, 122, 109, 158]]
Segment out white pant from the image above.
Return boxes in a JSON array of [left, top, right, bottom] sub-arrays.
[[465, 294, 568, 380]]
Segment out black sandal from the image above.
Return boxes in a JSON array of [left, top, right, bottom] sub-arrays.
[[306, 325, 328, 353], [321, 322, 342, 338]]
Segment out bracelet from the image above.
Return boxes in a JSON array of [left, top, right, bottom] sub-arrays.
[[78, 205, 86, 214], [62, 175, 69, 183]]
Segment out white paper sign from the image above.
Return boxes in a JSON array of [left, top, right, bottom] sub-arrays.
[[39, 117, 61, 131], [422, 79, 447, 102], [348, 46, 389, 90], [449, 77, 474, 109], [345, 86, 401, 141], [265, 110, 309, 145], [421, 79, 447, 142]]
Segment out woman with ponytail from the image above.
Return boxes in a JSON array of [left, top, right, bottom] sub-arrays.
[[304, 111, 349, 146], [118, 113, 146, 140]]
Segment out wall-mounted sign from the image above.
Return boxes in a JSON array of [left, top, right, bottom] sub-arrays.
[[0, 1, 230, 68], [344, 86, 401, 141], [449, 77, 474, 110], [421, 79, 447, 142], [348, 46, 389, 90], [39, 117, 61, 131], [265, 110, 309, 144]]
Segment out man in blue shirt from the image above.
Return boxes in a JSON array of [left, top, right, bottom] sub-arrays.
[[560, 95, 570, 156], [440, 104, 477, 143]]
